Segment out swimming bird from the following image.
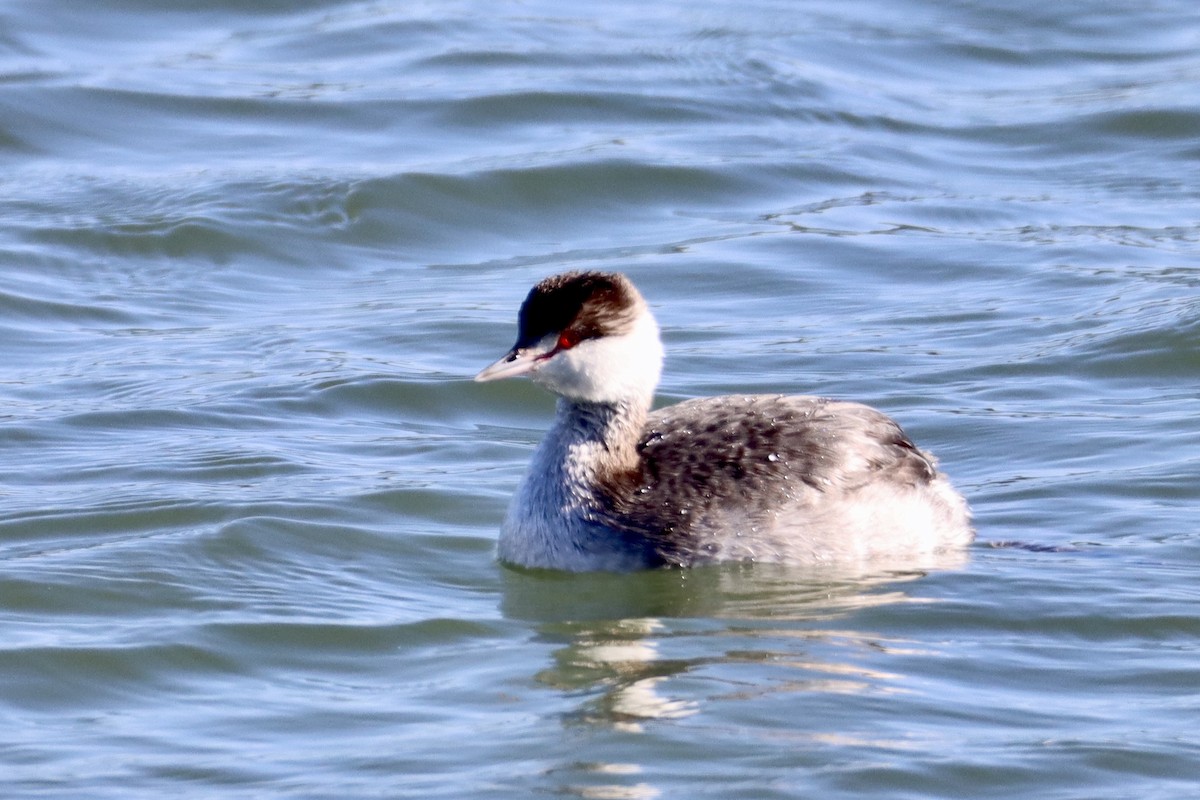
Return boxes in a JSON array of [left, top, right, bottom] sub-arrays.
[[475, 271, 972, 571]]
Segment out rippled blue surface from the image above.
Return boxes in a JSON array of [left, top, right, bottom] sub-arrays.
[[2, 0, 1198, 797]]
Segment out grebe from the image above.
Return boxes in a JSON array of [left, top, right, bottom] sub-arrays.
[[476, 271, 972, 572]]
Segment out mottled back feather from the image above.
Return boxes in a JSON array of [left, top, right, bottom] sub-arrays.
[[595, 395, 941, 564]]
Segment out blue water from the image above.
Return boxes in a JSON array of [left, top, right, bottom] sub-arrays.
[[2, 0, 1198, 797]]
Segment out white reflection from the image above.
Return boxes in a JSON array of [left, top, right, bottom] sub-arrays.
[[505, 555, 970, 797], [548, 761, 662, 800]]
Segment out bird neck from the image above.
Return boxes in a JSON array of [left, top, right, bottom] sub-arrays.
[[547, 396, 648, 481]]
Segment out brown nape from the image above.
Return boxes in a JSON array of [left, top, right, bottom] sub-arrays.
[[515, 271, 640, 347]]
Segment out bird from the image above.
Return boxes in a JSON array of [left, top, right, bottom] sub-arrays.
[[475, 270, 972, 572]]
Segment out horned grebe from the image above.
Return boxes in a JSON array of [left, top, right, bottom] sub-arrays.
[[476, 271, 972, 572]]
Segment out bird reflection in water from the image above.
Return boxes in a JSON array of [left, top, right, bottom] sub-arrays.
[[502, 555, 966, 798]]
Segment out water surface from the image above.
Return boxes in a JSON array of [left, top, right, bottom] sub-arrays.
[[1, 0, 1198, 797]]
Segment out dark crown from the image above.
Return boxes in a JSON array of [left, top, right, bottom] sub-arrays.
[[516, 271, 642, 347]]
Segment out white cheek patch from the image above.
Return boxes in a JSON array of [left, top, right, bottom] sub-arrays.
[[531, 314, 663, 404], [532, 347, 588, 395]]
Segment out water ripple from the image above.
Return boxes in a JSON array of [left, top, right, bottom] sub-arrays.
[[2, 0, 1199, 797]]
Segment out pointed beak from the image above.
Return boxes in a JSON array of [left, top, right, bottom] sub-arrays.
[[474, 345, 544, 383]]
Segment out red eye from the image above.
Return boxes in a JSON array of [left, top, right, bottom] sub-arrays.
[[557, 330, 580, 350]]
